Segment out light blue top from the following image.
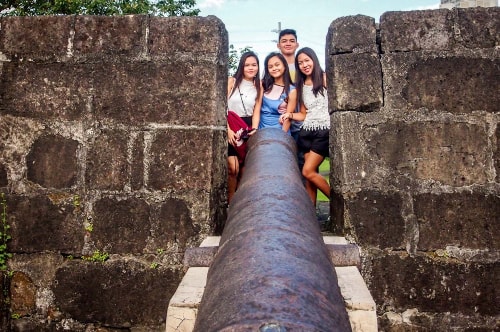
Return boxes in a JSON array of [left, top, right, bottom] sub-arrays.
[[259, 84, 295, 133]]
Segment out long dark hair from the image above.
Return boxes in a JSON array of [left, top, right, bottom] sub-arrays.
[[295, 47, 325, 107], [262, 52, 293, 94], [229, 51, 261, 101]]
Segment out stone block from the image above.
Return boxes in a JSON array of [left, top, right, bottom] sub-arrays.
[[92, 197, 151, 254], [327, 15, 378, 55], [149, 16, 227, 59], [27, 135, 78, 189], [496, 126, 500, 183], [379, 309, 500, 331], [10, 272, 36, 316], [131, 132, 144, 191], [368, 252, 499, 315], [329, 53, 382, 112], [8, 195, 84, 253], [0, 272, 7, 330], [345, 190, 405, 249], [454, 7, 500, 49], [148, 129, 222, 191], [404, 57, 499, 114], [0, 62, 91, 120], [0, 163, 7, 187], [155, 197, 201, 251], [414, 192, 500, 250], [0, 16, 73, 61], [382, 53, 499, 113], [92, 61, 224, 126], [329, 112, 378, 190], [73, 15, 147, 59], [53, 259, 184, 328], [380, 10, 454, 52], [85, 130, 128, 191], [369, 121, 490, 186]]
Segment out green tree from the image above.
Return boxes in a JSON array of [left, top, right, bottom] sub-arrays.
[[228, 44, 253, 76], [0, 0, 200, 17]]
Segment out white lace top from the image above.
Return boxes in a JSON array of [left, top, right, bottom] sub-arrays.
[[227, 79, 257, 117], [301, 85, 330, 131]]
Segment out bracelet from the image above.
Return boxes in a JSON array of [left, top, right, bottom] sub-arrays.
[[290, 113, 293, 120]]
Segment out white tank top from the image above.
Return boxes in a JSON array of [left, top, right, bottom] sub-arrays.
[[227, 79, 257, 117]]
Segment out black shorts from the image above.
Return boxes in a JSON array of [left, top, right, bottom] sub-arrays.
[[298, 129, 329, 157], [228, 143, 238, 157]]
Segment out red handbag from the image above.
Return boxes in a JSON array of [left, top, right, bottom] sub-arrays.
[[227, 110, 253, 163]]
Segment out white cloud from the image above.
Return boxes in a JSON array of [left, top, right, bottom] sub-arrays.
[[411, 3, 441, 10], [198, 0, 225, 9]]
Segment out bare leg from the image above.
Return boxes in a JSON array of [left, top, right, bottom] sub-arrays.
[[305, 180, 318, 207], [228, 156, 239, 204], [302, 151, 329, 204]]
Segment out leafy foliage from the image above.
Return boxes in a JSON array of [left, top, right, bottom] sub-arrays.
[[0, 0, 200, 17], [0, 193, 12, 271]]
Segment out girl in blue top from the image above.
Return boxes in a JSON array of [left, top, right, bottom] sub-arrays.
[[257, 52, 297, 133]]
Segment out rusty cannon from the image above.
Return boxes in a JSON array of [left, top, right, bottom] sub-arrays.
[[193, 128, 352, 331]]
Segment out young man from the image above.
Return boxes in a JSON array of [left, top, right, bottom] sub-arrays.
[[277, 29, 299, 83]]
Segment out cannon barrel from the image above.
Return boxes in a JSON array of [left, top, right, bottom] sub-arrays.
[[193, 128, 351, 331]]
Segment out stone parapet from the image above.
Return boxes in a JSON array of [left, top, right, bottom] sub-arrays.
[[327, 7, 499, 330], [0, 15, 227, 331]]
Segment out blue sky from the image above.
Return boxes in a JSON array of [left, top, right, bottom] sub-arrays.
[[198, 0, 441, 69]]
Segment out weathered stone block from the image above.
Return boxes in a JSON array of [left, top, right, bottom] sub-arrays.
[[131, 132, 144, 191], [402, 57, 499, 114], [345, 190, 405, 249], [382, 52, 500, 113], [329, 112, 378, 189], [92, 61, 224, 126], [367, 252, 499, 315], [414, 192, 500, 250], [27, 135, 78, 189], [148, 129, 221, 191], [53, 260, 184, 327], [0, 272, 7, 331], [327, 15, 377, 55], [0, 16, 73, 60], [454, 7, 500, 49], [156, 198, 200, 251], [10, 272, 36, 316], [380, 10, 454, 52], [329, 53, 382, 112], [86, 130, 128, 191], [73, 15, 147, 59], [0, 163, 7, 187], [92, 197, 150, 254], [370, 122, 489, 186], [379, 310, 499, 331], [149, 16, 227, 59], [0, 62, 91, 120], [8, 195, 84, 253], [496, 126, 500, 183]]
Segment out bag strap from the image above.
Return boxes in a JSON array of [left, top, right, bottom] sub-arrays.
[[237, 87, 249, 116]]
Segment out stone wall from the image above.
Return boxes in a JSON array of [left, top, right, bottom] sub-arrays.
[[327, 7, 499, 331], [0, 15, 227, 331]]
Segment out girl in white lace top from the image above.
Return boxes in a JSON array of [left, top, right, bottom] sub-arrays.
[[279, 47, 330, 205]]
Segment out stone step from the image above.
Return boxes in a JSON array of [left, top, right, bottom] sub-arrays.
[[183, 235, 361, 268], [165, 236, 377, 332]]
